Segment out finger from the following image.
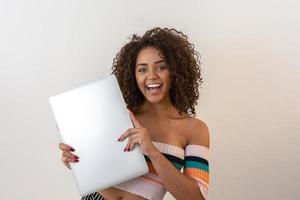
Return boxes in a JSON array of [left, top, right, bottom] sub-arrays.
[[129, 136, 141, 151], [127, 109, 141, 128], [125, 134, 140, 151], [62, 158, 71, 169], [59, 142, 75, 152], [63, 151, 79, 160], [119, 128, 138, 141], [62, 156, 79, 164], [124, 135, 133, 151]]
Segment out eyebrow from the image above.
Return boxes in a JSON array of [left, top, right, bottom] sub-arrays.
[[136, 60, 165, 68]]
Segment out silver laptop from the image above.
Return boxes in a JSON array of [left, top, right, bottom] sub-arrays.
[[49, 74, 149, 197]]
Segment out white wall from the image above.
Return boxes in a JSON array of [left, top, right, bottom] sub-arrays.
[[0, 0, 299, 199]]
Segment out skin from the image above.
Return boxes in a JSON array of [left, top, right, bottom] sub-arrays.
[[58, 47, 203, 200]]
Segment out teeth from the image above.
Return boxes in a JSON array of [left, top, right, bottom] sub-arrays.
[[146, 84, 161, 88]]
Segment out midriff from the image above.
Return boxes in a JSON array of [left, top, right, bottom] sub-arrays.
[[98, 187, 147, 200]]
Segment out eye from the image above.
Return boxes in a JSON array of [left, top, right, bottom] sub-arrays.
[[157, 65, 167, 70], [137, 67, 146, 72]]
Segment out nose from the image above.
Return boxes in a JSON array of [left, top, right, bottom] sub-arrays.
[[147, 68, 159, 78]]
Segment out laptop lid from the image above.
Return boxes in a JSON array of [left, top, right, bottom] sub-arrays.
[[49, 74, 149, 196]]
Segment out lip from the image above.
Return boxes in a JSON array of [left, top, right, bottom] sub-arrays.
[[145, 84, 162, 95]]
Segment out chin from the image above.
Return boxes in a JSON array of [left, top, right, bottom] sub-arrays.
[[142, 87, 170, 104], [144, 95, 165, 104], [147, 99, 162, 104]]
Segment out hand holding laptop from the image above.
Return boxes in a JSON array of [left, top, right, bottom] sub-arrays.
[[59, 142, 79, 169], [58, 108, 159, 171], [50, 75, 148, 196], [117, 109, 159, 157]]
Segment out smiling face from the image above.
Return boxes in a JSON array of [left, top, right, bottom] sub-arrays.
[[135, 47, 172, 104]]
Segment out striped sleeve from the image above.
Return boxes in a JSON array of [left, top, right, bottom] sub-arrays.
[[183, 144, 209, 199], [81, 192, 106, 200]]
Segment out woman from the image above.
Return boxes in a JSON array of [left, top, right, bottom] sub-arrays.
[[59, 27, 210, 200]]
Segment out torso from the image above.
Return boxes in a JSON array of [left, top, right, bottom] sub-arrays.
[[98, 112, 196, 200]]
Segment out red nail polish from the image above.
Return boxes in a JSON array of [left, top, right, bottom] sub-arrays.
[[124, 147, 127, 151], [70, 148, 75, 152], [118, 138, 121, 142]]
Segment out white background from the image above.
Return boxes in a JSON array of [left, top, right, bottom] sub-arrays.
[[0, 0, 299, 199]]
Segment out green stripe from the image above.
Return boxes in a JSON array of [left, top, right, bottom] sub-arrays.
[[185, 161, 209, 172], [173, 162, 183, 170], [146, 156, 183, 170]]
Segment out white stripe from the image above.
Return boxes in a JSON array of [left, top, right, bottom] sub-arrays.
[[185, 144, 209, 160], [152, 141, 184, 159], [198, 182, 208, 199], [193, 176, 209, 188]]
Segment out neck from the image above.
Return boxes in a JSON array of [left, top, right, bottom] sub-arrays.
[[139, 98, 180, 118]]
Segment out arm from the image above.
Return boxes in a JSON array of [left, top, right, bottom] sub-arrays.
[[148, 119, 210, 200]]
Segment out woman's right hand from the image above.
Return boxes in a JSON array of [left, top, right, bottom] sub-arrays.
[[58, 142, 80, 169]]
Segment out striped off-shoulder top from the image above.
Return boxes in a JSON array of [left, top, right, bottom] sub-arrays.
[[83, 141, 209, 200]]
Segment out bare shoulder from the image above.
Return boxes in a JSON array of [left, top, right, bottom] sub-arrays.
[[185, 117, 210, 148]]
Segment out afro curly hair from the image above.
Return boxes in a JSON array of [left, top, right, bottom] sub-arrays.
[[111, 27, 203, 117]]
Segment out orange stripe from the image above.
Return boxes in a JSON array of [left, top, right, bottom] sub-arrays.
[[184, 168, 209, 184], [140, 175, 164, 186]]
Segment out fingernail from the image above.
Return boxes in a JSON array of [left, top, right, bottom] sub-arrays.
[[70, 148, 75, 152], [118, 137, 121, 142], [124, 147, 127, 151], [74, 156, 79, 159]]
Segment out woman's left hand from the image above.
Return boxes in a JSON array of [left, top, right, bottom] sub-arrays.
[[118, 109, 159, 157]]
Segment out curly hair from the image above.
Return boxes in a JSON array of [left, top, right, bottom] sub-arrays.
[[111, 27, 203, 117]]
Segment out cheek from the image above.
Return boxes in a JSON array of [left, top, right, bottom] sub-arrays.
[[135, 75, 145, 90], [162, 72, 171, 85]]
